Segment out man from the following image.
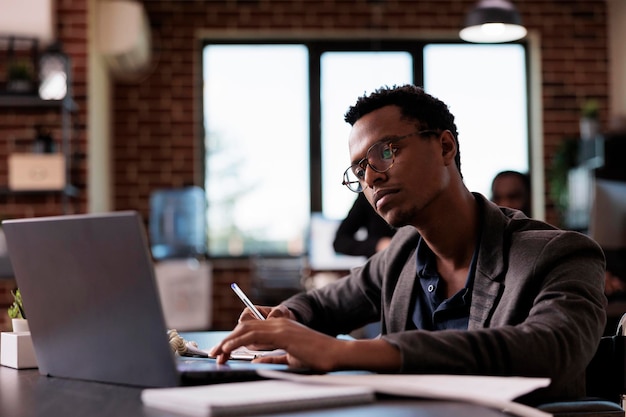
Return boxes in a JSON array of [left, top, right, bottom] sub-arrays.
[[333, 192, 396, 258], [210, 85, 606, 404], [491, 170, 532, 216]]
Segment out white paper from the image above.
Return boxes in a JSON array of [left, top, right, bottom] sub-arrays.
[[228, 346, 287, 360], [141, 379, 375, 417], [257, 370, 552, 417]]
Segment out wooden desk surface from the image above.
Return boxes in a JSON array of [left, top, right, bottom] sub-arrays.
[[0, 365, 513, 417]]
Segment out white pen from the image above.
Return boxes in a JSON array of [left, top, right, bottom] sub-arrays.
[[230, 283, 266, 320]]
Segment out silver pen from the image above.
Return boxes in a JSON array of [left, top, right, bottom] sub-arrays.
[[230, 283, 266, 320]]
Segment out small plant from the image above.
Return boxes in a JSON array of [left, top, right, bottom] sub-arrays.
[[7, 60, 34, 82], [8, 289, 26, 319], [581, 99, 600, 119]]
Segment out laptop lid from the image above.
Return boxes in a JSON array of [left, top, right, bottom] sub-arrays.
[[3, 211, 283, 387]]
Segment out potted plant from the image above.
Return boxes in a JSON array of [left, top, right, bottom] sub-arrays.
[[8, 288, 29, 332], [6, 60, 35, 93]]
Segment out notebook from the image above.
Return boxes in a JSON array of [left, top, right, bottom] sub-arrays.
[[141, 379, 375, 417], [2, 211, 290, 387]]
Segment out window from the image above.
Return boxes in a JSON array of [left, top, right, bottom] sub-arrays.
[[203, 45, 309, 256], [203, 41, 529, 257], [320, 51, 413, 220], [423, 44, 528, 197]]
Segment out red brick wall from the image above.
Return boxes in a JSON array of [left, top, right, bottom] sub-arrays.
[[0, 0, 612, 330], [114, 1, 609, 328], [0, 0, 88, 331], [112, 0, 609, 229], [0, 0, 89, 218]]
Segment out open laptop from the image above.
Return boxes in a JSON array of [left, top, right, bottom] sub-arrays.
[[2, 211, 289, 387]]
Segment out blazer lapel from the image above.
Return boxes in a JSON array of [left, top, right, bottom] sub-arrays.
[[468, 194, 509, 329], [387, 252, 418, 333]]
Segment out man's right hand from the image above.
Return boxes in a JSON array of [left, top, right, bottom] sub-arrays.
[[238, 304, 296, 322]]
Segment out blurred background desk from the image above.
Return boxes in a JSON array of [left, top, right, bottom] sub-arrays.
[[0, 365, 512, 417]]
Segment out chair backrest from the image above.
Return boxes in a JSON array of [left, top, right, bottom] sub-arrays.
[[249, 256, 307, 306], [586, 314, 626, 404]]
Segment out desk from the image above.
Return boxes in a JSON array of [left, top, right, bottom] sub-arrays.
[[0, 366, 514, 417]]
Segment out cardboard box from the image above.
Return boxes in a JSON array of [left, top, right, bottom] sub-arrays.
[[8, 153, 66, 191], [0, 332, 38, 369]]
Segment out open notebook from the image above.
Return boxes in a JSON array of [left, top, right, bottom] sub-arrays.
[[2, 211, 291, 387]]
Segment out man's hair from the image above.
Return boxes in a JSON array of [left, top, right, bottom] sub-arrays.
[[344, 84, 461, 175], [491, 170, 531, 193]]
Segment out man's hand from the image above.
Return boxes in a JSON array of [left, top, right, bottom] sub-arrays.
[[238, 304, 295, 323], [209, 318, 341, 371], [208, 317, 402, 373]]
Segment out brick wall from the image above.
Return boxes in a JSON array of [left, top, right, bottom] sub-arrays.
[[0, 0, 89, 218], [0, 0, 612, 330], [111, 0, 608, 325]]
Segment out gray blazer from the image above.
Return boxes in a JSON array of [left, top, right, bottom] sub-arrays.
[[284, 194, 607, 403]]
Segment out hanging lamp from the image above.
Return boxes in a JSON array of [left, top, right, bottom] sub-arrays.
[[460, 0, 527, 43]]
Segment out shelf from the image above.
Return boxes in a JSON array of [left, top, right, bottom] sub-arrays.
[[0, 93, 76, 111], [0, 184, 79, 197]]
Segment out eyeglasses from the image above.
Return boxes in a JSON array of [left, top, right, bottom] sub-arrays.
[[341, 130, 439, 193]]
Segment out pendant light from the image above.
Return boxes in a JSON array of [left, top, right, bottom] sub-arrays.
[[38, 43, 70, 101], [460, 0, 527, 43]]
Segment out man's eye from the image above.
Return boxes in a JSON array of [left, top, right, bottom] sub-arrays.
[[381, 146, 394, 160], [354, 167, 365, 179]]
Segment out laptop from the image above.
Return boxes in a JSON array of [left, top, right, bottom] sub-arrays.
[[2, 211, 289, 387]]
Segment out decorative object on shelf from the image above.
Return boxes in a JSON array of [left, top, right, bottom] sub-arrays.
[[34, 125, 56, 153], [6, 59, 35, 93], [459, 0, 527, 43], [38, 42, 70, 101], [7, 152, 66, 191], [580, 99, 600, 141]]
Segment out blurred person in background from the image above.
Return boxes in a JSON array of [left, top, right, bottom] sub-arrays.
[[490, 170, 531, 217], [333, 193, 396, 258]]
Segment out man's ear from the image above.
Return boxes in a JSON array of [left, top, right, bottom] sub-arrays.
[[440, 130, 457, 166]]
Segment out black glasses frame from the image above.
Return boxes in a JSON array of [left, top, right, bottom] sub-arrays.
[[341, 129, 439, 193]]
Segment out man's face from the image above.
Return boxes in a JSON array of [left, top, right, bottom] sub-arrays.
[[347, 105, 453, 228], [491, 175, 529, 213]]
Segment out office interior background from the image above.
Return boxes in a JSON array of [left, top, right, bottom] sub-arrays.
[[0, 0, 624, 331]]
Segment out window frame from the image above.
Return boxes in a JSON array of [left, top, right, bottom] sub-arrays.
[[200, 38, 531, 258]]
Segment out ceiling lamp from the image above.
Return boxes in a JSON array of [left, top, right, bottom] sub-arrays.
[[38, 43, 70, 101], [460, 0, 527, 43]]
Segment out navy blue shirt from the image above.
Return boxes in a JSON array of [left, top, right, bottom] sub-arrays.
[[411, 200, 483, 331]]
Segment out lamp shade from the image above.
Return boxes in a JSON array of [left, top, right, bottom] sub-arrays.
[[460, 0, 527, 43], [38, 44, 69, 101]]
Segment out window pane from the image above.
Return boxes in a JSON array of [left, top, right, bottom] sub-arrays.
[[203, 45, 309, 256], [320, 52, 413, 219], [424, 44, 528, 198]]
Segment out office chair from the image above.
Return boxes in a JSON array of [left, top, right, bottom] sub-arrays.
[[249, 255, 307, 306], [538, 313, 626, 417]]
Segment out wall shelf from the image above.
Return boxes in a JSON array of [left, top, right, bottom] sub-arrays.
[[0, 93, 76, 111], [0, 88, 77, 213], [0, 184, 79, 197]]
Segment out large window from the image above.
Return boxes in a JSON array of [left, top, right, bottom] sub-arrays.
[[203, 45, 309, 256], [203, 41, 528, 257]]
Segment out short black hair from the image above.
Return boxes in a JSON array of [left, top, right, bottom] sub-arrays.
[[491, 170, 531, 193], [344, 84, 461, 175]]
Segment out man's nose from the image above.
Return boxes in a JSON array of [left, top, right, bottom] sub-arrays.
[[363, 164, 386, 189]]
